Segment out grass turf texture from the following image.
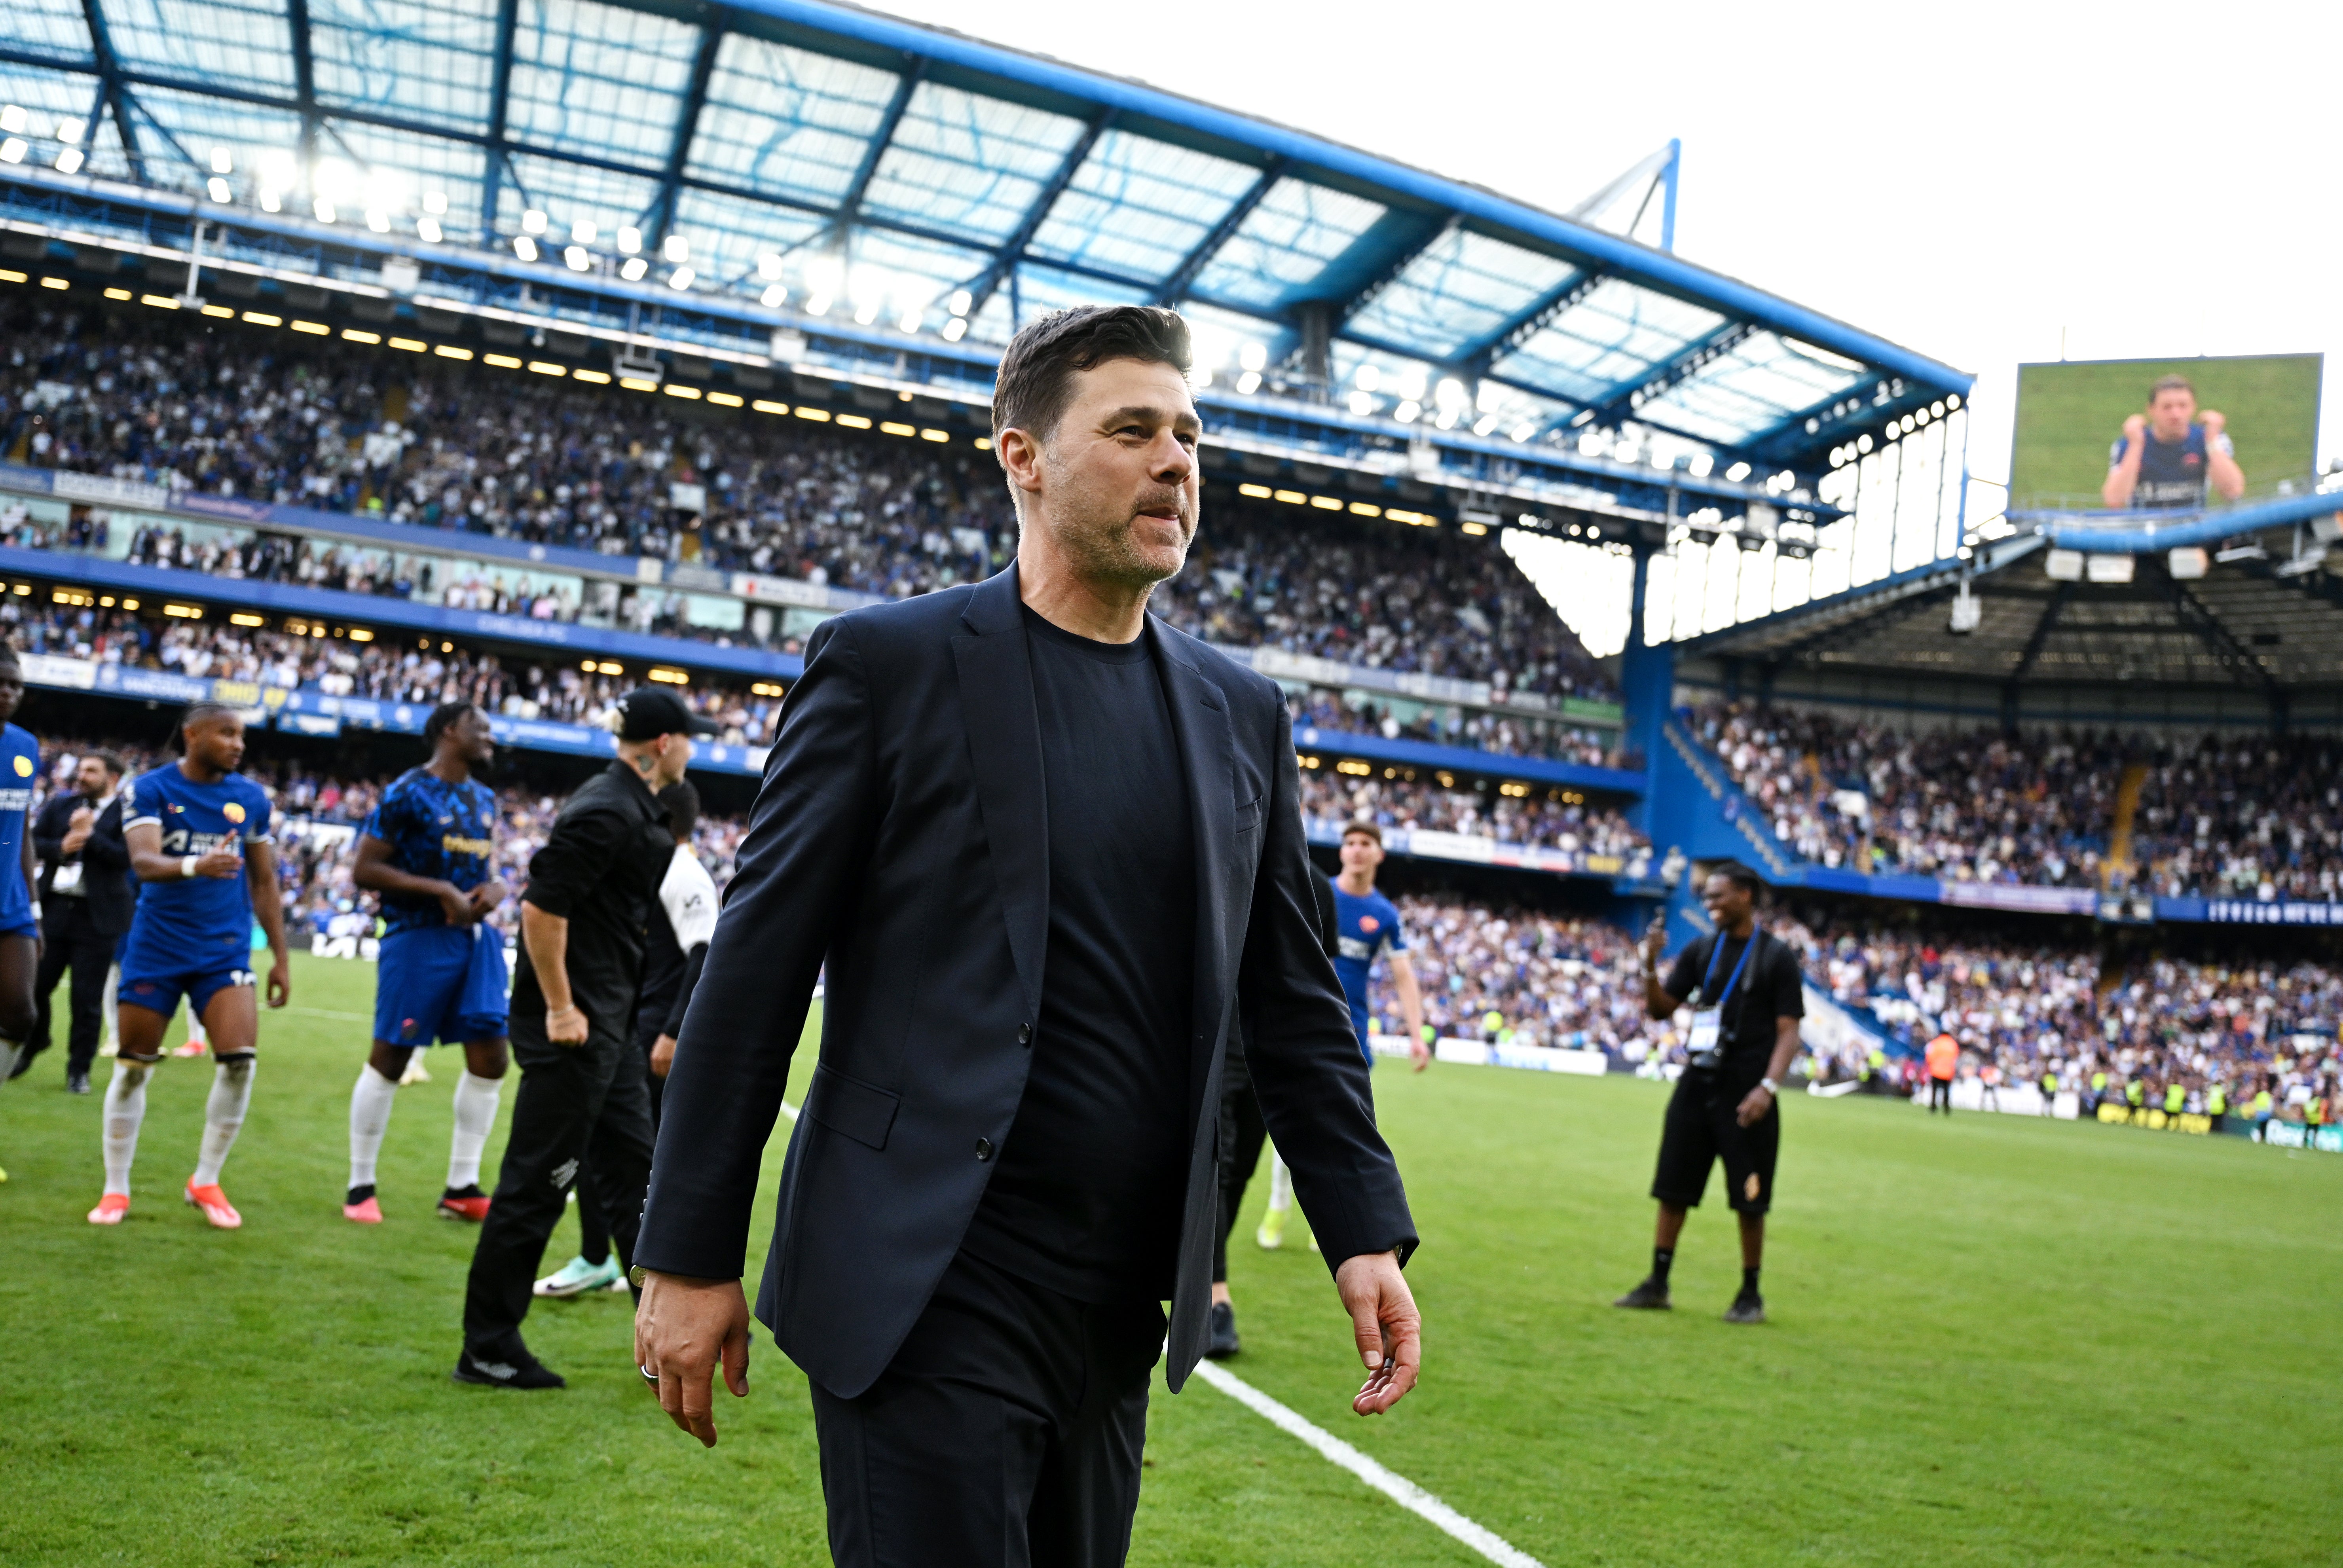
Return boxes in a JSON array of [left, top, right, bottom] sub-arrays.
[[1, 950, 2337, 1565]]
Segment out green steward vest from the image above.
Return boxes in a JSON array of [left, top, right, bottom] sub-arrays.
[[2253, 1091, 2273, 1116], [2164, 1085, 2185, 1114], [2207, 1087, 2226, 1115], [2126, 1080, 2144, 1107], [2092, 1072, 2108, 1092]]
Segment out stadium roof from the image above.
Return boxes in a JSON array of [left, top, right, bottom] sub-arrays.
[[0, 0, 1968, 479]]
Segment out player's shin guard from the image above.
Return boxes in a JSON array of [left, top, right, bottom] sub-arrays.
[[102, 1060, 154, 1196], [447, 1071, 502, 1192], [191, 1052, 255, 1187], [349, 1064, 398, 1189]]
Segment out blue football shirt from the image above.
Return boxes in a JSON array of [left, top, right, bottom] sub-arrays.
[[361, 767, 500, 936], [0, 724, 38, 930], [1330, 877, 1406, 1026], [122, 762, 274, 957]]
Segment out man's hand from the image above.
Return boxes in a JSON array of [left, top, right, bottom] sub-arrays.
[[635, 1270, 751, 1448], [194, 846, 243, 879], [1409, 1029, 1432, 1073], [1640, 913, 1666, 971], [2122, 413, 2148, 442], [1333, 1250, 1420, 1417], [545, 1003, 590, 1045], [466, 880, 506, 920], [1736, 1083, 1774, 1127], [649, 1033, 677, 1077], [437, 882, 477, 927], [266, 956, 291, 1009], [2199, 409, 2225, 438], [62, 806, 94, 855]]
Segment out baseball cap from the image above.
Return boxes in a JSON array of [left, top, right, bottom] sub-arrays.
[[614, 686, 720, 741]]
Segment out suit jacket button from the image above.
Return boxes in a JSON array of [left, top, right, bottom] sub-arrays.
[[1016, 1023, 1032, 1045], [974, 1137, 994, 1162]]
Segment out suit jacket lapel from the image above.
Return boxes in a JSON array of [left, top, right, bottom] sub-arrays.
[[1151, 620, 1237, 1132], [951, 567, 1048, 1018]]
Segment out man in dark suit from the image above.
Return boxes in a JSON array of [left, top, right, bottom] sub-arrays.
[[30, 750, 131, 1094], [634, 305, 1421, 1568]]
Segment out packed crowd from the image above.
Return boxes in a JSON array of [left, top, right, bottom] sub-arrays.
[[1374, 895, 1659, 1052], [1690, 702, 2119, 887], [2, 600, 782, 747], [1300, 771, 1647, 866], [2129, 736, 2343, 903], [1802, 914, 2343, 1122], [0, 294, 1613, 704], [1291, 689, 1614, 766]]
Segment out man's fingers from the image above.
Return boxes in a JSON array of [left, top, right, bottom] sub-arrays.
[[1349, 1297, 1384, 1371], [679, 1367, 719, 1447], [720, 1322, 751, 1398]]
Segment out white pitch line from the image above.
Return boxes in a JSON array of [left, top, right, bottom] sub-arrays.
[[1191, 1359, 1545, 1568]]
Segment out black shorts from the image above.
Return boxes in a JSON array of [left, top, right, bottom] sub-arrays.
[[1651, 1069, 1779, 1215]]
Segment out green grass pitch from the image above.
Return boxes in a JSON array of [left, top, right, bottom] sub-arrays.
[[2, 950, 2338, 1565], [2007, 353, 2322, 508]]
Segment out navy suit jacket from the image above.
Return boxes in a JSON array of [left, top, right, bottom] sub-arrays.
[[637, 565, 1415, 1398]]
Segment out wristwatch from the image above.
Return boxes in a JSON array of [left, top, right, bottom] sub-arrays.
[[1759, 1076, 1780, 1096], [628, 1263, 649, 1288]]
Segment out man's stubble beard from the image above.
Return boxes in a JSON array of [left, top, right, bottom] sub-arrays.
[[1043, 457, 1197, 597]]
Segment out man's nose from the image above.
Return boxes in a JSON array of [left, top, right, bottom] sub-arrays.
[[1148, 429, 1193, 483]]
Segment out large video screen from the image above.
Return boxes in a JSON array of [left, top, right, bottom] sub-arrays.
[[2008, 353, 2322, 511]]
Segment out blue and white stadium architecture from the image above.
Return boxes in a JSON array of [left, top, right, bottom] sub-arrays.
[[0, 0, 2334, 956]]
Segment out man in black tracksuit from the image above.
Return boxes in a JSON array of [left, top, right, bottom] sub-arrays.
[[455, 688, 713, 1389]]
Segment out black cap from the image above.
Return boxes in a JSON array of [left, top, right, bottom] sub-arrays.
[[614, 686, 720, 741]]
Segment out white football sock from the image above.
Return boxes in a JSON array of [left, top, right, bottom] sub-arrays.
[[100, 964, 120, 1057], [447, 1071, 503, 1191], [1266, 1149, 1293, 1213], [349, 1065, 399, 1189], [102, 1061, 152, 1197], [191, 1055, 255, 1187], [0, 1035, 24, 1083]]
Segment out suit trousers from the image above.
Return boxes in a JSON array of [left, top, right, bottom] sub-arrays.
[[575, 1012, 669, 1268], [35, 897, 117, 1076], [462, 1017, 655, 1353], [810, 1248, 1164, 1568], [1212, 1048, 1268, 1285]]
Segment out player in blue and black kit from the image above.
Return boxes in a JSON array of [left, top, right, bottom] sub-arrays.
[[0, 646, 49, 1187], [1256, 820, 1426, 1251], [2102, 374, 2246, 511], [344, 702, 510, 1225], [90, 702, 291, 1229]]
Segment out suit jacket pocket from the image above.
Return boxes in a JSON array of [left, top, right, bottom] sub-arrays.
[[1234, 794, 1264, 834], [803, 1062, 900, 1151]]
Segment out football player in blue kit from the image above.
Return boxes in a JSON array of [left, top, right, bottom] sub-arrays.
[[2101, 374, 2246, 511], [0, 646, 47, 1186], [343, 701, 510, 1225], [89, 702, 291, 1229], [1257, 820, 1425, 1250]]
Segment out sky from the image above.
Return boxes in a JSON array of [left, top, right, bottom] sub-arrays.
[[869, 0, 2343, 488]]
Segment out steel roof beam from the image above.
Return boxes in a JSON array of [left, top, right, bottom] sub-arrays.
[[77, 0, 145, 184], [1331, 212, 1452, 329], [2165, 572, 2278, 693], [1154, 155, 1282, 306], [285, 0, 317, 174], [828, 53, 924, 245], [961, 104, 1114, 320], [2005, 582, 2076, 684], [1465, 268, 1605, 370], [478, 0, 518, 236], [1575, 320, 1754, 432], [652, 13, 727, 245]]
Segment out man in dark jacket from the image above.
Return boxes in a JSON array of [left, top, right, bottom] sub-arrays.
[[30, 750, 131, 1094], [634, 306, 1421, 1568]]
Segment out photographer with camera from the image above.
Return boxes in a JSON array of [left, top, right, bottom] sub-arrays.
[[1614, 861, 1804, 1325]]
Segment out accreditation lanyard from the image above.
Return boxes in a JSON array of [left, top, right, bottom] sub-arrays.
[[1686, 933, 1757, 1060]]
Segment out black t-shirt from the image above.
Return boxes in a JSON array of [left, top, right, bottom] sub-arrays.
[[961, 607, 1196, 1303], [1663, 927, 1804, 1085], [514, 762, 673, 1035]]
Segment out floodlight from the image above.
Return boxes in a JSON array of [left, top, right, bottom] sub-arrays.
[[1578, 432, 1603, 456], [620, 256, 647, 282], [1725, 461, 1751, 482], [0, 138, 23, 165], [513, 235, 537, 262], [56, 148, 83, 175], [760, 283, 787, 308], [1237, 370, 1262, 395], [1393, 400, 1419, 423], [1190, 366, 1212, 389], [662, 234, 689, 264], [670, 267, 695, 291], [1239, 341, 1267, 372], [1473, 413, 1501, 437], [1688, 453, 1713, 478], [312, 197, 334, 222], [522, 209, 546, 235], [417, 217, 442, 243], [804, 292, 831, 315], [854, 298, 880, 324], [0, 106, 21, 134], [1355, 364, 1380, 392], [1856, 434, 1873, 454], [423, 190, 448, 215], [1931, 400, 1946, 418], [2085, 554, 2134, 584], [1476, 381, 1501, 414], [1395, 368, 1427, 401], [564, 245, 590, 271], [1348, 391, 1375, 417], [2044, 549, 2084, 581], [366, 209, 389, 233], [757, 252, 784, 280], [1947, 393, 1962, 410], [941, 317, 967, 342], [260, 189, 282, 212], [1829, 447, 1846, 468], [1948, 582, 1981, 633], [1435, 407, 1460, 431], [617, 227, 641, 255], [57, 117, 84, 145], [210, 147, 232, 174], [898, 308, 921, 332], [2167, 547, 2208, 579], [1510, 422, 1536, 441]]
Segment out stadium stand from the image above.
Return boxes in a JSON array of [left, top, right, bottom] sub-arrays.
[[2129, 735, 2343, 902], [1300, 773, 1645, 862]]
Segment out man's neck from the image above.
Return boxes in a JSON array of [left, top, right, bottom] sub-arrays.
[[1723, 914, 1758, 940], [1337, 869, 1375, 897], [426, 750, 471, 785], [176, 755, 224, 786], [1016, 545, 1153, 645]]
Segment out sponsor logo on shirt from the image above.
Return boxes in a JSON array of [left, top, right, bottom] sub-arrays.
[[223, 802, 246, 824], [1358, 915, 1379, 933], [441, 834, 494, 856], [0, 788, 30, 812], [10, 755, 29, 777]]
